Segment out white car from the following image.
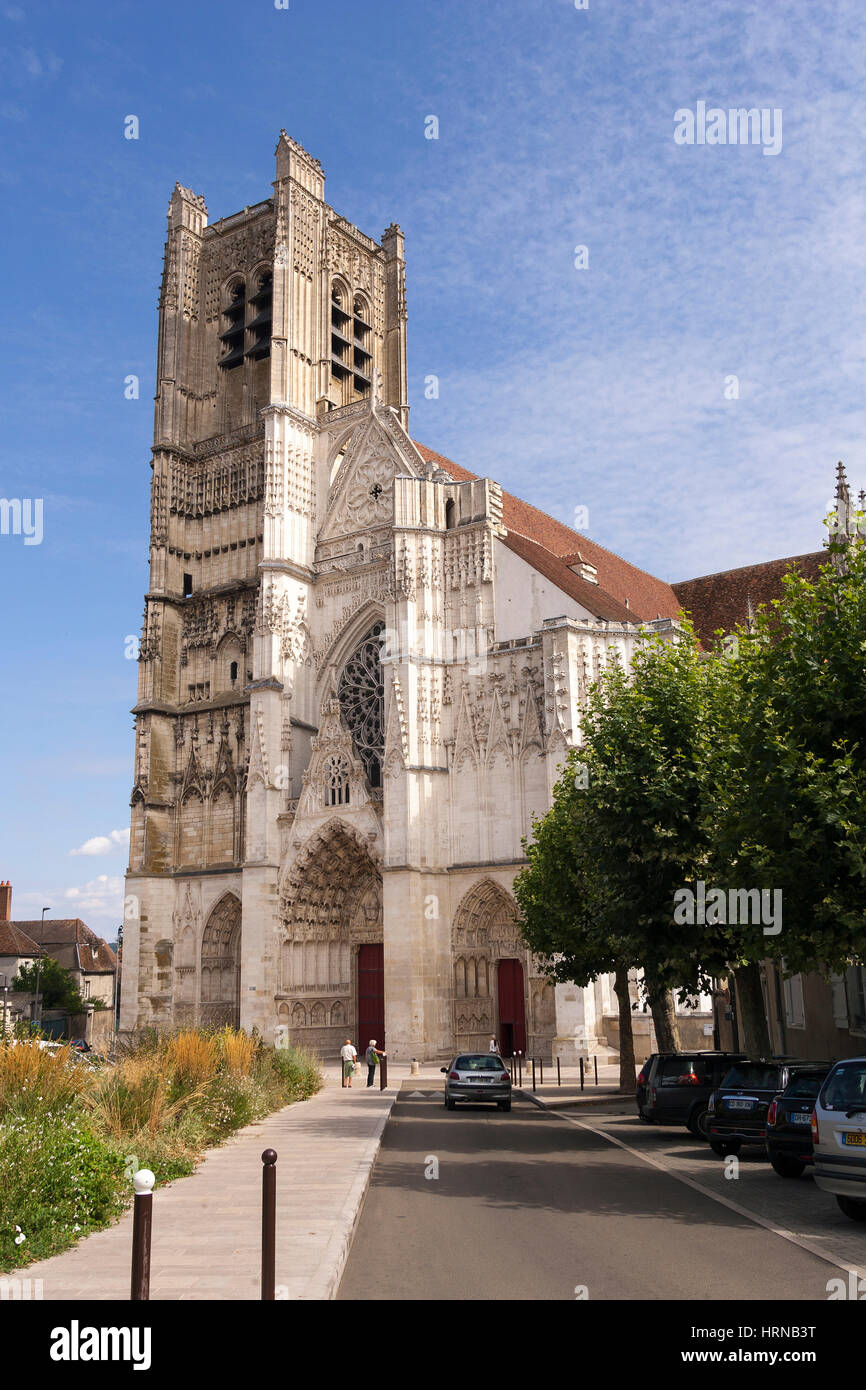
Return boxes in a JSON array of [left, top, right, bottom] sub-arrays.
[[812, 1055, 866, 1222]]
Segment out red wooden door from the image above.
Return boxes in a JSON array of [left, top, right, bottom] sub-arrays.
[[357, 943, 385, 1050], [497, 958, 526, 1056]]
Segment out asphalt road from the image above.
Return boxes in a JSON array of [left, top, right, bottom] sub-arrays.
[[338, 1091, 844, 1300]]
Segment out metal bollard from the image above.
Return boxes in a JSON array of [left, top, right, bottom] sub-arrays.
[[379, 1053, 388, 1090], [580, 1057, 585, 1091], [594, 1056, 598, 1086], [556, 1056, 561, 1087], [532, 1057, 536, 1091], [518, 1051, 523, 1087], [261, 1149, 277, 1301], [130, 1169, 155, 1301], [540, 1059, 544, 1086]]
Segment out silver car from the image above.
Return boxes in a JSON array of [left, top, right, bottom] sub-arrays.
[[441, 1053, 512, 1111], [812, 1055, 866, 1221]]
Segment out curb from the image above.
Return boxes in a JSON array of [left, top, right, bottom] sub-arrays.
[[300, 1088, 399, 1301], [520, 1089, 633, 1112]]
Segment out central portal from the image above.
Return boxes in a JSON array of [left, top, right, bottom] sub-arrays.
[[497, 958, 526, 1057], [357, 943, 385, 1050]]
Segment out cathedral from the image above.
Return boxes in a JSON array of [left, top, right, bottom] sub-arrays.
[[121, 132, 786, 1061]]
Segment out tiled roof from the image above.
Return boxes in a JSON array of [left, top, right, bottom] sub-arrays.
[[10, 920, 117, 974], [0, 921, 43, 957], [671, 552, 826, 647], [501, 530, 637, 624], [414, 443, 681, 622]]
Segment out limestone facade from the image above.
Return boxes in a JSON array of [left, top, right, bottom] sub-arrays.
[[121, 132, 693, 1061]]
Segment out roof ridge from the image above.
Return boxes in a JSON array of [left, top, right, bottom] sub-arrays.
[[673, 551, 824, 586]]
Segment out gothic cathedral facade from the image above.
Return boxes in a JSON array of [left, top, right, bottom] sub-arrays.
[[121, 133, 683, 1061]]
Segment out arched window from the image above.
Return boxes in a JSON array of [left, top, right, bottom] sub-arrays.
[[219, 279, 246, 369], [247, 269, 272, 360], [337, 622, 385, 787], [324, 753, 351, 807], [352, 295, 372, 398], [445, 498, 456, 530]]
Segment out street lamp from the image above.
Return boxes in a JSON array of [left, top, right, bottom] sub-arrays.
[[114, 924, 123, 1039], [0, 974, 7, 1039], [34, 906, 50, 1030]]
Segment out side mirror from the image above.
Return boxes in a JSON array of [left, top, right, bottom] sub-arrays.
[[440, 1066, 448, 1073]]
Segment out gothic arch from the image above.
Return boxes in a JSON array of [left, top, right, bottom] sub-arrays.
[[315, 599, 385, 703], [200, 892, 241, 1028]]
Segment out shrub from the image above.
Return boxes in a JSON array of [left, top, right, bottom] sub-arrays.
[[0, 1110, 127, 1269], [164, 1029, 219, 1086], [0, 1042, 89, 1119]]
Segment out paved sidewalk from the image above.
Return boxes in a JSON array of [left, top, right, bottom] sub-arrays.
[[22, 1074, 401, 1301]]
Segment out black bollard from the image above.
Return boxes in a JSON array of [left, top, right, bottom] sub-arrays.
[[261, 1149, 277, 1300], [130, 1169, 155, 1301], [556, 1056, 561, 1087]]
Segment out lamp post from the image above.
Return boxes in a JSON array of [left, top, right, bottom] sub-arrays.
[[34, 906, 49, 1030], [0, 975, 7, 1038], [114, 924, 123, 1040]]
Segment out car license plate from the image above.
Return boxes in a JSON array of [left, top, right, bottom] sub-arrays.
[[728, 1099, 753, 1110], [791, 1112, 811, 1125], [843, 1131, 866, 1146]]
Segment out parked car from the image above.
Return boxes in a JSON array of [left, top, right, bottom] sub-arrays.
[[765, 1065, 831, 1177], [706, 1058, 827, 1157], [635, 1054, 659, 1119], [812, 1056, 866, 1221], [638, 1051, 747, 1138], [441, 1054, 512, 1111], [69, 1038, 92, 1053]]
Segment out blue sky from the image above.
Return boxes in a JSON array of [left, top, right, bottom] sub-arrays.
[[1, 0, 864, 937]]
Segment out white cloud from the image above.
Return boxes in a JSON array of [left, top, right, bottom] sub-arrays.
[[69, 828, 130, 857], [63, 875, 125, 919]]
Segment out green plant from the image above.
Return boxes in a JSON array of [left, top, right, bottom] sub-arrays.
[[12, 958, 87, 1013]]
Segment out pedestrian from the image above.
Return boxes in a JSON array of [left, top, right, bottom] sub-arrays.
[[489, 1036, 499, 1053], [365, 1038, 386, 1087], [340, 1037, 357, 1087]]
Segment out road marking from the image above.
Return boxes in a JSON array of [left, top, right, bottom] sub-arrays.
[[548, 1108, 866, 1284]]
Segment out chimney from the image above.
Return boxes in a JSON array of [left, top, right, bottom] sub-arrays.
[[0, 881, 11, 921]]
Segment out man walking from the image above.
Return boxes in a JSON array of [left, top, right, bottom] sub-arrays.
[[340, 1037, 357, 1087], [365, 1038, 386, 1087]]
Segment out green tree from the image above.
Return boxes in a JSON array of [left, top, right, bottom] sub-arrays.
[[703, 539, 866, 1001], [13, 957, 87, 1013]]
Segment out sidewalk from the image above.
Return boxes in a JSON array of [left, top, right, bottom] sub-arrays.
[[22, 1072, 403, 1301]]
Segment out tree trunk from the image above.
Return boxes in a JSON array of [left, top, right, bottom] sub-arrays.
[[644, 967, 680, 1053], [731, 961, 772, 1056], [614, 961, 636, 1092]]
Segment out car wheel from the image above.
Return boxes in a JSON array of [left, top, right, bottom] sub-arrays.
[[446, 1097, 456, 1111], [687, 1107, 710, 1139], [836, 1195, 866, 1222], [709, 1139, 741, 1157], [770, 1152, 805, 1179], [498, 1100, 511, 1112]]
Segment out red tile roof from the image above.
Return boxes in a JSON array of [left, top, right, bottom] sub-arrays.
[[672, 552, 826, 647], [11, 920, 117, 974], [0, 921, 43, 957], [414, 442, 681, 622], [501, 530, 636, 623]]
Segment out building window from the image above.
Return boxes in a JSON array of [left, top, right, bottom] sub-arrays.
[[352, 295, 372, 398], [230, 661, 238, 684], [183, 573, 193, 597], [84, 979, 91, 999], [219, 279, 246, 369], [246, 270, 272, 361], [846, 967, 866, 1032], [324, 754, 351, 807], [337, 622, 385, 788]]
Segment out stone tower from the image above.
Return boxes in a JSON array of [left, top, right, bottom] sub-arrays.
[[122, 133, 408, 1036]]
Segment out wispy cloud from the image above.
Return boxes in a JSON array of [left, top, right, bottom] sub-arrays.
[[70, 828, 129, 857]]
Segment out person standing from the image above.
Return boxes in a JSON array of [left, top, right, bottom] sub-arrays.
[[365, 1038, 386, 1087], [340, 1038, 357, 1087], [489, 1036, 499, 1053]]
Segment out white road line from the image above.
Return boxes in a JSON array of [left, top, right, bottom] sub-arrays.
[[549, 1108, 866, 1284]]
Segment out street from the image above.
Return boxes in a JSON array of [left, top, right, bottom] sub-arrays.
[[339, 1089, 865, 1301]]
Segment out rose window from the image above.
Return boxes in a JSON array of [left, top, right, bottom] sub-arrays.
[[337, 622, 385, 788]]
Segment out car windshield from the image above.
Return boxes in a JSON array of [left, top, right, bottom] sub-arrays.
[[821, 1063, 866, 1111], [721, 1064, 779, 1089], [784, 1072, 826, 1099], [454, 1055, 505, 1071]]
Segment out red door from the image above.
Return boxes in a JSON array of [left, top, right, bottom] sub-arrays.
[[357, 944, 385, 1050], [497, 959, 526, 1056]]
